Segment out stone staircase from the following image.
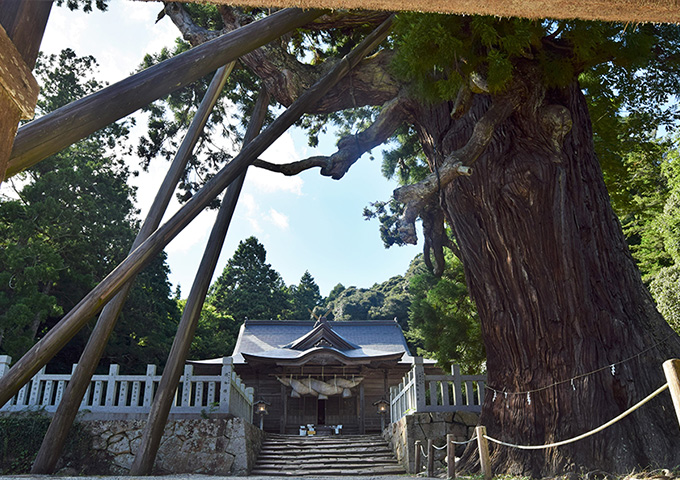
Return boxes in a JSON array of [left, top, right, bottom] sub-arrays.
[[252, 433, 406, 476]]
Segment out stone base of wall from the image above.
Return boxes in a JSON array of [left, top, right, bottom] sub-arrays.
[[383, 411, 479, 474], [74, 417, 264, 476]]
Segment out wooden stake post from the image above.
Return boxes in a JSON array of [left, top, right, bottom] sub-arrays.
[[414, 440, 422, 474], [476, 425, 492, 480], [663, 359, 680, 429], [0, 15, 394, 410], [427, 439, 435, 477], [446, 433, 456, 479], [30, 64, 235, 474]]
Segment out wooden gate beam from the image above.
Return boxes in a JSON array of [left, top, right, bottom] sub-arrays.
[[29, 63, 235, 475], [4, 8, 323, 178], [0, 14, 394, 409], [129, 88, 269, 476]]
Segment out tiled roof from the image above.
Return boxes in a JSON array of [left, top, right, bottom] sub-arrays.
[[229, 319, 414, 364]]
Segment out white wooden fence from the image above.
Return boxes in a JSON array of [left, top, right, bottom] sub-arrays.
[[0, 355, 253, 422], [390, 357, 486, 421]]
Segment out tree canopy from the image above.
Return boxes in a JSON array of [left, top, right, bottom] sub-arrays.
[[0, 49, 180, 372], [288, 270, 324, 319], [207, 236, 291, 321]]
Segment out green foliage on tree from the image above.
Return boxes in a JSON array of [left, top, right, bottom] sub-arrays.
[[407, 252, 485, 374], [136, 13, 270, 205], [614, 141, 674, 279], [288, 271, 323, 320], [324, 274, 411, 328], [0, 49, 180, 372], [183, 302, 239, 359], [626, 136, 680, 335], [208, 236, 290, 321]]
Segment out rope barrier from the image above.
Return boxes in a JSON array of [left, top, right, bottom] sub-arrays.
[[450, 436, 477, 445], [486, 334, 674, 396], [485, 382, 669, 450], [415, 436, 477, 460]]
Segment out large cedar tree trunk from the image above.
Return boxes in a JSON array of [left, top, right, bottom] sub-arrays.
[[414, 70, 680, 475]]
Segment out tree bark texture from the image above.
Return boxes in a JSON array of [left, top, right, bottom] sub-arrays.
[[427, 70, 680, 475]]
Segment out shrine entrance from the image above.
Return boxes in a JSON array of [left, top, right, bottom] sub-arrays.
[[283, 374, 361, 434]]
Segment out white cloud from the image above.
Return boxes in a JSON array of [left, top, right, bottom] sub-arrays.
[[247, 169, 303, 195], [165, 207, 218, 254], [41, 2, 179, 84], [40, 10, 88, 57], [240, 193, 263, 233], [267, 209, 289, 230]]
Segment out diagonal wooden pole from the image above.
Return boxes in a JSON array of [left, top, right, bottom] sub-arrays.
[[29, 63, 235, 475], [0, 14, 394, 409], [129, 88, 270, 476], [5, 8, 323, 178]]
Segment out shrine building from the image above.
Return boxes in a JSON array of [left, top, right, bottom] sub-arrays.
[[190, 317, 435, 434]]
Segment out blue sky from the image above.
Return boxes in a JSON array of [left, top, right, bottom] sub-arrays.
[[37, 1, 422, 297]]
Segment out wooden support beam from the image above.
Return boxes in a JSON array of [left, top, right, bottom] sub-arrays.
[[0, 11, 394, 414], [663, 359, 680, 429], [128, 89, 269, 476], [0, 0, 53, 68], [0, 0, 50, 183], [0, 24, 39, 119], [0, 94, 21, 184], [281, 383, 288, 434], [5, 8, 324, 178], [29, 64, 235, 475], [359, 382, 365, 434]]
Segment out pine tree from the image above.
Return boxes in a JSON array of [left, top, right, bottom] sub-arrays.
[[0, 49, 180, 371], [289, 271, 323, 320], [208, 236, 290, 321]]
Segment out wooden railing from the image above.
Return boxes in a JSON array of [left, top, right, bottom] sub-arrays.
[[0, 355, 253, 422], [390, 357, 486, 421]]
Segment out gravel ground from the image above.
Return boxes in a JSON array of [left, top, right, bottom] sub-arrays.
[[0, 476, 422, 480]]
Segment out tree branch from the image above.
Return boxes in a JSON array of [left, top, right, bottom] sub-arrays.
[[393, 96, 517, 244], [164, 3, 225, 46], [254, 93, 412, 179], [253, 156, 330, 175], [164, 4, 400, 113]]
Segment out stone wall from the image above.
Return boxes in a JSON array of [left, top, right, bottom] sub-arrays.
[[383, 411, 480, 474], [77, 417, 264, 476]]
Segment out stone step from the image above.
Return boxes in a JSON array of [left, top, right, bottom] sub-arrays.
[[261, 439, 388, 448], [253, 434, 405, 476], [260, 447, 392, 458], [251, 465, 406, 476], [257, 454, 399, 463], [258, 451, 395, 461], [265, 434, 384, 442]]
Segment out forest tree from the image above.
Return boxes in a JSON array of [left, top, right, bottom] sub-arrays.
[[0, 49, 180, 372], [145, 6, 680, 475]]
